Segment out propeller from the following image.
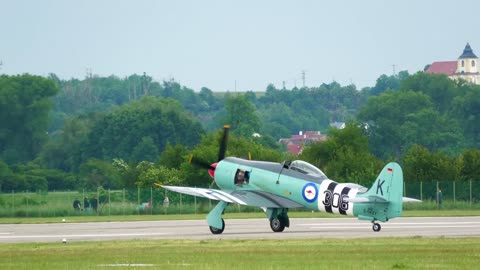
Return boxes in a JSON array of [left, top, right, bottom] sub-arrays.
[[189, 125, 230, 187]]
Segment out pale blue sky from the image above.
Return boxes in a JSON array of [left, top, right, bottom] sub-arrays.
[[1, 0, 479, 91]]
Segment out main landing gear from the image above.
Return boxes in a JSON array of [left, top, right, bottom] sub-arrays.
[[270, 217, 287, 232], [372, 222, 381, 232], [207, 201, 228, 235], [209, 218, 225, 234], [267, 208, 290, 233]]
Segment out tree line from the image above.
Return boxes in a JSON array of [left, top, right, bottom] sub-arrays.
[[0, 71, 479, 192]]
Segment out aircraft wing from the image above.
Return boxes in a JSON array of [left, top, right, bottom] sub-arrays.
[[161, 186, 304, 208], [230, 190, 305, 208]]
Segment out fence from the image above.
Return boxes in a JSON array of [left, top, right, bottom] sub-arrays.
[[0, 181, 479, 218], [0, 187, 259, 218]]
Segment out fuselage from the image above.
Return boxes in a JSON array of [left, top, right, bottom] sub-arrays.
[[214, 157, 362, 217]]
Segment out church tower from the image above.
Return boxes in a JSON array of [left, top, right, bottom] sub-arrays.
[[456, 43, 479, 84]]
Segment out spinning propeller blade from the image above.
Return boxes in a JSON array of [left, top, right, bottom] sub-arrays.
[[217, 125, 230, 161], [189, 154, 215, 170], [189, 125, 231, 188]]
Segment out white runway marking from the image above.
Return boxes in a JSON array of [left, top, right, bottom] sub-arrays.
[[309, 225, 480, 230], [299, 221, 480, 226], [0, 232, 168, 239]]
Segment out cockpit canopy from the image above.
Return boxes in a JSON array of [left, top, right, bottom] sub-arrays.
[[289, 160, 326, 178]]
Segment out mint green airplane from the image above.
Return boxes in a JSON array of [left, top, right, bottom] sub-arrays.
[[161, 126, 420, 234]]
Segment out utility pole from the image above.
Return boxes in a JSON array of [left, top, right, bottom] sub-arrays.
[[392, 64, 396, 76], [282, 80, 286, 89], [0, 60, 3, 71], [301, 70, 306, 88], [143, 72, 149, 96]]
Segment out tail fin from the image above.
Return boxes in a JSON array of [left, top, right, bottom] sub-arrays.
[[364, 162, 403, 218]]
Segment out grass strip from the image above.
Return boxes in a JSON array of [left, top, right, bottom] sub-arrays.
[[0, 237, 479, 270]]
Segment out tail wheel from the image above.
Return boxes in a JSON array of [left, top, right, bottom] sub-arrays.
[[270, 217, 286, 232], [209, 218, 225, 234], [372, 222, 381, 232]]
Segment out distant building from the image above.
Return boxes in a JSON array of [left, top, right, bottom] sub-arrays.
[[279, 131, 327, 155], [329, 121, 346, 129], [426, 43, 480, 85]]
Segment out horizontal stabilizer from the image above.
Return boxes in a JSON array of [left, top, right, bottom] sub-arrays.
[[343, 183, 368, 192], [403, 197, 422, 203], [345, 197, 369, 203], [346, 196, 422, 204], [345, 195, 388, 203]]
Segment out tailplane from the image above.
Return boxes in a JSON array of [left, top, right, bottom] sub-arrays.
[[350, 162, 404, 222], [364, 162, 403, 218]]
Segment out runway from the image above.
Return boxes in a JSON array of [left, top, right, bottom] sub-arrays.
[[1, 216, 480, 243]]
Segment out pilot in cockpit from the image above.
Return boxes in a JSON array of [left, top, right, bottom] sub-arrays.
[[235, 170, 248, 185]]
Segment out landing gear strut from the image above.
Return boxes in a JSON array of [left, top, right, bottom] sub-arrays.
[[372, 222, 381, 232], [207, 201, 228, 234]]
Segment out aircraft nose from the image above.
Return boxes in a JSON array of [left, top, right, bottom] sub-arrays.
[[208, 163, 218, 178]]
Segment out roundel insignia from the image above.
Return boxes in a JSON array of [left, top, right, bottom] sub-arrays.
[[302, 183, 318, 203]]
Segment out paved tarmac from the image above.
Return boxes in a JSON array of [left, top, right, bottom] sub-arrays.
[[1, 216, 480, 243]]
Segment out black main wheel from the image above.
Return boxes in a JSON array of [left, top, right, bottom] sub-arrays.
[[209, 218, 225, 234], [372, 222, 381, 232], [270, 217, 286, 232]]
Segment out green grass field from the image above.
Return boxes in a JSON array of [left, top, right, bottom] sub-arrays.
[[1, 238, 479, 270]]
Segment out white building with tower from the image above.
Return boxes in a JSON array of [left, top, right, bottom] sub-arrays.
[[426, 43, 480, 85]]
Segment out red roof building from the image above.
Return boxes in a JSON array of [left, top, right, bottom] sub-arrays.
[[425, 61, 457, 76], [279, 131, 327, 155]]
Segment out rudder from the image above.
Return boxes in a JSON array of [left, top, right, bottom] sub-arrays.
[[363, 162, 403, 218]]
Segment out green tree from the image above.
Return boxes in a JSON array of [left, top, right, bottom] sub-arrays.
[[137, 166, 184, 187], [0, 161, 13, 191], [131, 136, 159, 163], [367, 71, 409, 96], [451, 87, 480, 147], [300, 123, 383, 185], [159, 143, 189, 169], [79, 159, 121, 190], [224, 95, 260, 138], [400, 72, 457, 113], [0, 75, 59, 164], [38, 115, 97, 172], [82, 96, 204, 163], [460, 149, 480, 181], [402, 144, 432, 183], [358, 90, 463, 158]]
